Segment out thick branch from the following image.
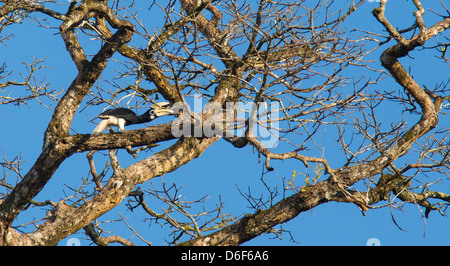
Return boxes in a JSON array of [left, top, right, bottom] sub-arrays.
[[0, 0, 67, 22], [62, 123, 175, 154]]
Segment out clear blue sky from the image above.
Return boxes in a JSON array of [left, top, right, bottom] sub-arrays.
[[1, 0, 449, 246]]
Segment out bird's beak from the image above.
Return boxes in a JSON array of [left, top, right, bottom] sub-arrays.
[[151, 102, 174, 117], [155, 109, 174, 117]]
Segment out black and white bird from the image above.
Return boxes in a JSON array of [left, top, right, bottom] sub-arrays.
[[91, 102, 173, 135]]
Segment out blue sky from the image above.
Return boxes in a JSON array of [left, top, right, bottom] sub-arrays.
[[1, 0, 449, 246]]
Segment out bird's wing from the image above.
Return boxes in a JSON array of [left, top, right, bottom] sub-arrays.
[[99, 108, 136, 119], [91, 119, 109, 135]]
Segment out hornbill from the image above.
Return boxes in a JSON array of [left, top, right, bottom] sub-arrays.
[[91, 102, 173, 135]]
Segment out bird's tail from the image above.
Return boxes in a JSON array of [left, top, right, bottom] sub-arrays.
[[91, 119, 108, 135]]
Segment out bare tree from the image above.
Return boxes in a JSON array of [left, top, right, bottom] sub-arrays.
[[0, 0, 449, 246]]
